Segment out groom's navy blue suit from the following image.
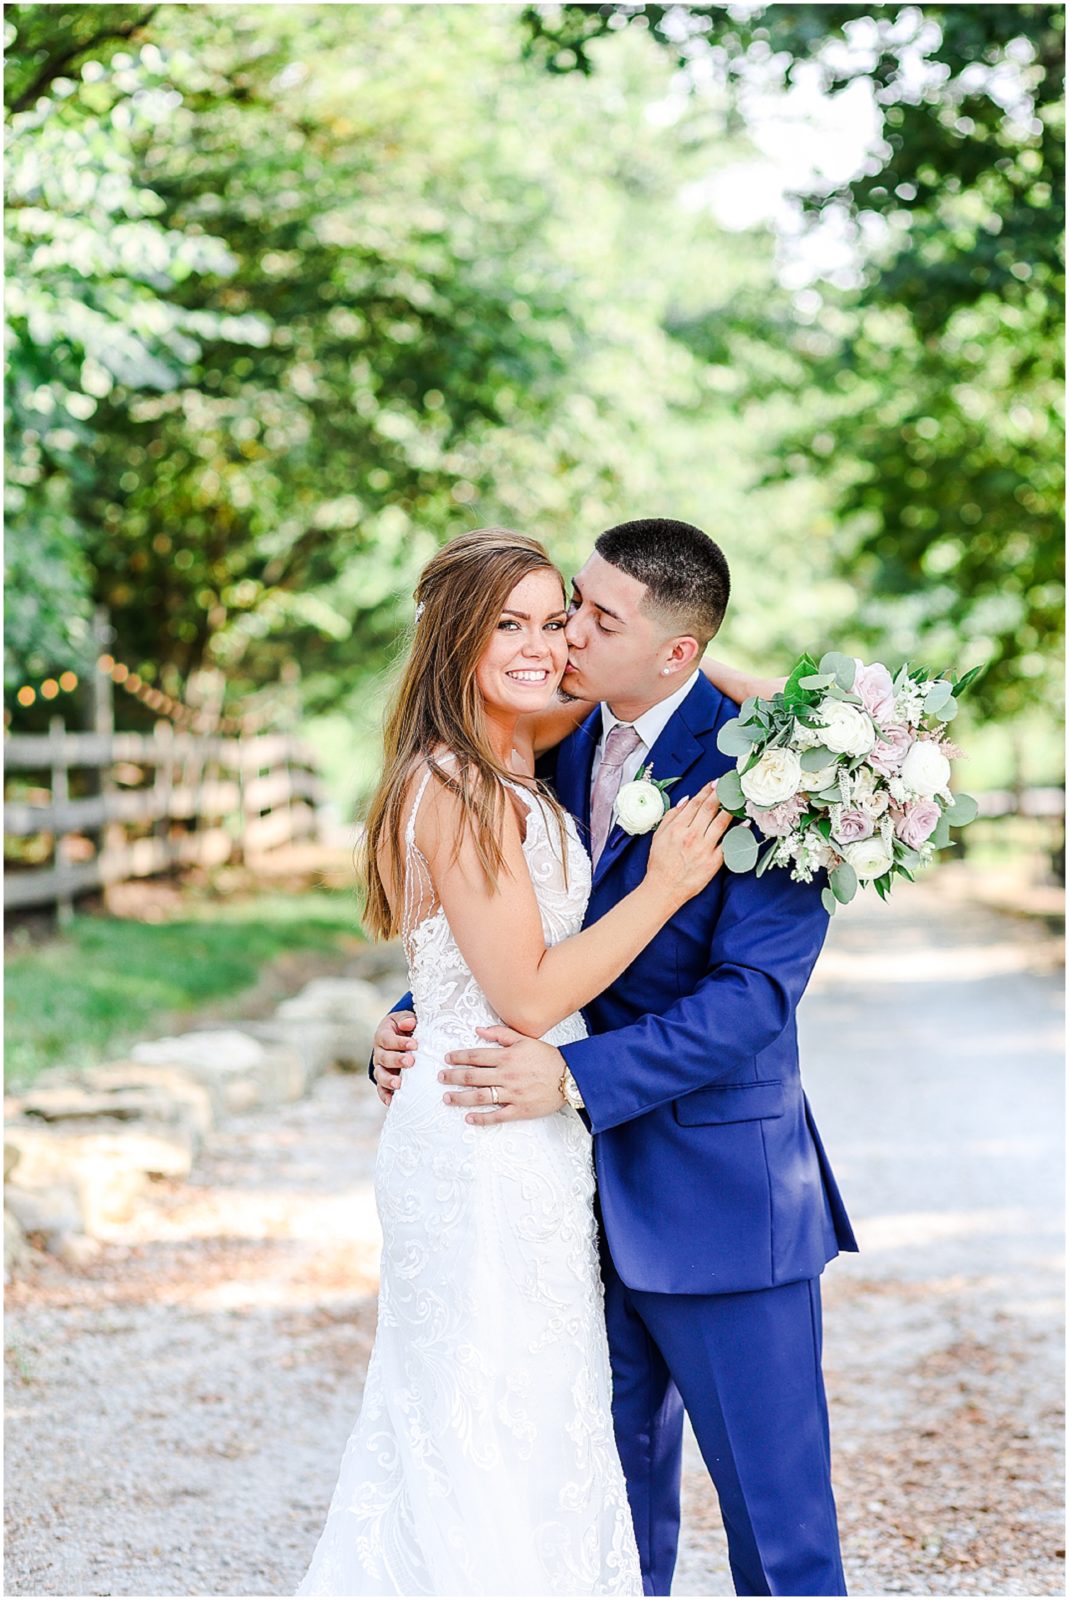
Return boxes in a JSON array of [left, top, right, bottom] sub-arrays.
[[544, 676, 857, 1598], [380, 675, 857, 1596]]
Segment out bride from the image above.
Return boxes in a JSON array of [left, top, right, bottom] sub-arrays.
[[295, 527, 733, 1597]]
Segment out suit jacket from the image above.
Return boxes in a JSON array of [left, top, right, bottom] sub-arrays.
[[545, 674, 857, 1295]]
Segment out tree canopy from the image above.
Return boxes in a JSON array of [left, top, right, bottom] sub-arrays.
[[5, 4, 1063, 803]]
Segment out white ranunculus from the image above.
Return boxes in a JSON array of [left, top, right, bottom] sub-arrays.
[[614, 778, 668, 835], [737, 747, 803, 808], [817, 698, 877, 757], [800, 760, 841, 793], [842, 835, 895, 880], [899, 740, 951, 798]]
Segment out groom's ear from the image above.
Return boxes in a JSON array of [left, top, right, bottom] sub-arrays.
[[663, 635, 702, 675]]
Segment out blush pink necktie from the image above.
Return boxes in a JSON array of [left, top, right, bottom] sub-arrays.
[[590, 722, 643, 865]]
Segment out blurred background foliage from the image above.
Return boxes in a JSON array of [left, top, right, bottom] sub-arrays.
[[5, 2, 1063, 819]]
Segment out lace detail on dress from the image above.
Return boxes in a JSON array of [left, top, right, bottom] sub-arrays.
[[294, 754, 641, 1597]]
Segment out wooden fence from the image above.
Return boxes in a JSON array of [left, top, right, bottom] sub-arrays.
[[4, 719, 328, 918]]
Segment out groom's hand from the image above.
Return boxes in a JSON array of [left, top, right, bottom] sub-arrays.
[[372, 1010, 418, 1107], [441, 1028, 566, 1124]]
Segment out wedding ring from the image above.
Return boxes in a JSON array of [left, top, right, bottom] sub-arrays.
[[490, 1085, 500, 1106]]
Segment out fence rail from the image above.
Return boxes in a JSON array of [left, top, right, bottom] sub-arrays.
[[4, 721, 329, 917]]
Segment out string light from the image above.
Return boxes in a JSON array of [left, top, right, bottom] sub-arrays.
[[6, 654, 262, 735]]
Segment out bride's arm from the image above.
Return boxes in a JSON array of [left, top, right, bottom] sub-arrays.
[[701, 656, 786, 704], [417, 775, 729, 1040]]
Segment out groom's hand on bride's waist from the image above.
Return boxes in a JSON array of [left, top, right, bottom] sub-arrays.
[[372, 1010, 418, 1107], [442, 1028, 566, 1124]]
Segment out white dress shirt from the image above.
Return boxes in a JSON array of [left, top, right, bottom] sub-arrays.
[[590, 670, 701, 799]]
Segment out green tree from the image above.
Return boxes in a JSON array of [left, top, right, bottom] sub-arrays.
[[522, 4, 1065, 721]]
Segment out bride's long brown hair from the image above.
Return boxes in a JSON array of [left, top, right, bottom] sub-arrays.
[[361, 527, 571, 941]]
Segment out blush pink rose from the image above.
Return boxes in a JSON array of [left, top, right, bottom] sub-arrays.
[[868, 723, 912, 777], [892, 799, 941, 849], [831, 808, 874, 844], [853, 661, 896, 722], [745, 793, 805, 837]]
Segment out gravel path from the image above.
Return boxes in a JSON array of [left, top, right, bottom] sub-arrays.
[[5, 879, 1063, 1597]]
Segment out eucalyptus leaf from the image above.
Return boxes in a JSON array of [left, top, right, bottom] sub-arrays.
[[755, 839, 779, 877], [945, 792, 978, 827], [830, 862, 857, 904], [821, 886, 838, 916], [930, 814, 952, 851], [715, 769, 746, 812], [798, 673, 835, 691], [938, 695, 958, 721], [721, 824, 759, 873], [819, 651, 856, 692], [923, 680, 953, 714], [801, 746, 836, 772], [716, 718, 760, 757]]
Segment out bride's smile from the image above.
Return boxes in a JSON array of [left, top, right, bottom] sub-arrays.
[[474, 567, 569, 727]]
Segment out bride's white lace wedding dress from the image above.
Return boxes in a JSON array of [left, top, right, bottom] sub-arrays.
[[295, 759, 642, 1597]]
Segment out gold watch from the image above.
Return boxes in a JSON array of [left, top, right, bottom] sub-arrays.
[[558, 1064, 585, 1111]]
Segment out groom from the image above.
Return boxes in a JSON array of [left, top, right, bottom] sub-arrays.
[[374, 519, 857, 1597]]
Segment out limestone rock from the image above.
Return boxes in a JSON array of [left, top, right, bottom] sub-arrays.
[[53, 1232, 103, 1268], [4, 1182, 82, 1244], [130, 1029, 306, 1113], [17, 1081, 205, 1153], [275, 978, 389, 1068], [235, 1019, 339, 1083], [4, 1207, 30, 1279], [2, 1122, 193, 1237], [81, 1062, 214, 1138]]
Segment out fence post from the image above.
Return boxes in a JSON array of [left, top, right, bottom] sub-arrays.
[[49, 714, 74, 927], [152, 719, 174, 859]]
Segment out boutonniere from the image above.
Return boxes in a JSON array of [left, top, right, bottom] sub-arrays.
[[613, 763, 682, 836]]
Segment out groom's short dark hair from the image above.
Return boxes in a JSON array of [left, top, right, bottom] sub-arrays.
[[595, 518, 730, 645]]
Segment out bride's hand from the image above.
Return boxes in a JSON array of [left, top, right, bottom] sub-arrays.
[[702, 656, 786, 704], [644, 782, 734, 908]]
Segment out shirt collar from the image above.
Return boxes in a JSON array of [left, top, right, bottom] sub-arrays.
[[599, 669, 701, 754]]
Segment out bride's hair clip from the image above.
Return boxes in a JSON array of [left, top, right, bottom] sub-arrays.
[[414, 599, 426, 625]]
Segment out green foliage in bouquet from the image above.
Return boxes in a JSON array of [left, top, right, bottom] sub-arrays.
[[714, 653, 986, 912]]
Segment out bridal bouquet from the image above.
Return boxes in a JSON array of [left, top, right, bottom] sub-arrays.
[[715, 653, 983, 915]]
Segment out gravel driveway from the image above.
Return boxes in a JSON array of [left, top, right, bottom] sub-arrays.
[[5, 878, 1063, 1597]]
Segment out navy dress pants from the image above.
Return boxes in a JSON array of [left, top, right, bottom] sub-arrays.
[[602, 1250, 847, 1597]]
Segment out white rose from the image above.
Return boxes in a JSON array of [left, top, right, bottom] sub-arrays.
[[800, 760, 841, 793], [842, 836, 894, 880], [737, 748, 803, 808], [614, 778, 668, 835], [899, 741, 951, 798], [817, 698, 877, 757]]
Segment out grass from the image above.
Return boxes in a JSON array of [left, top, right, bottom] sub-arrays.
[[4, 887, 365, 1090]]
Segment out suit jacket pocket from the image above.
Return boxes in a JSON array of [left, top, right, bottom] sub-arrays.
[[672, 1079, 785, 1126]]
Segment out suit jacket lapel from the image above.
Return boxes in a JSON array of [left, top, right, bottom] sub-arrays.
[[555, 707, 601, 848], [592, 675, 724, 889]]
